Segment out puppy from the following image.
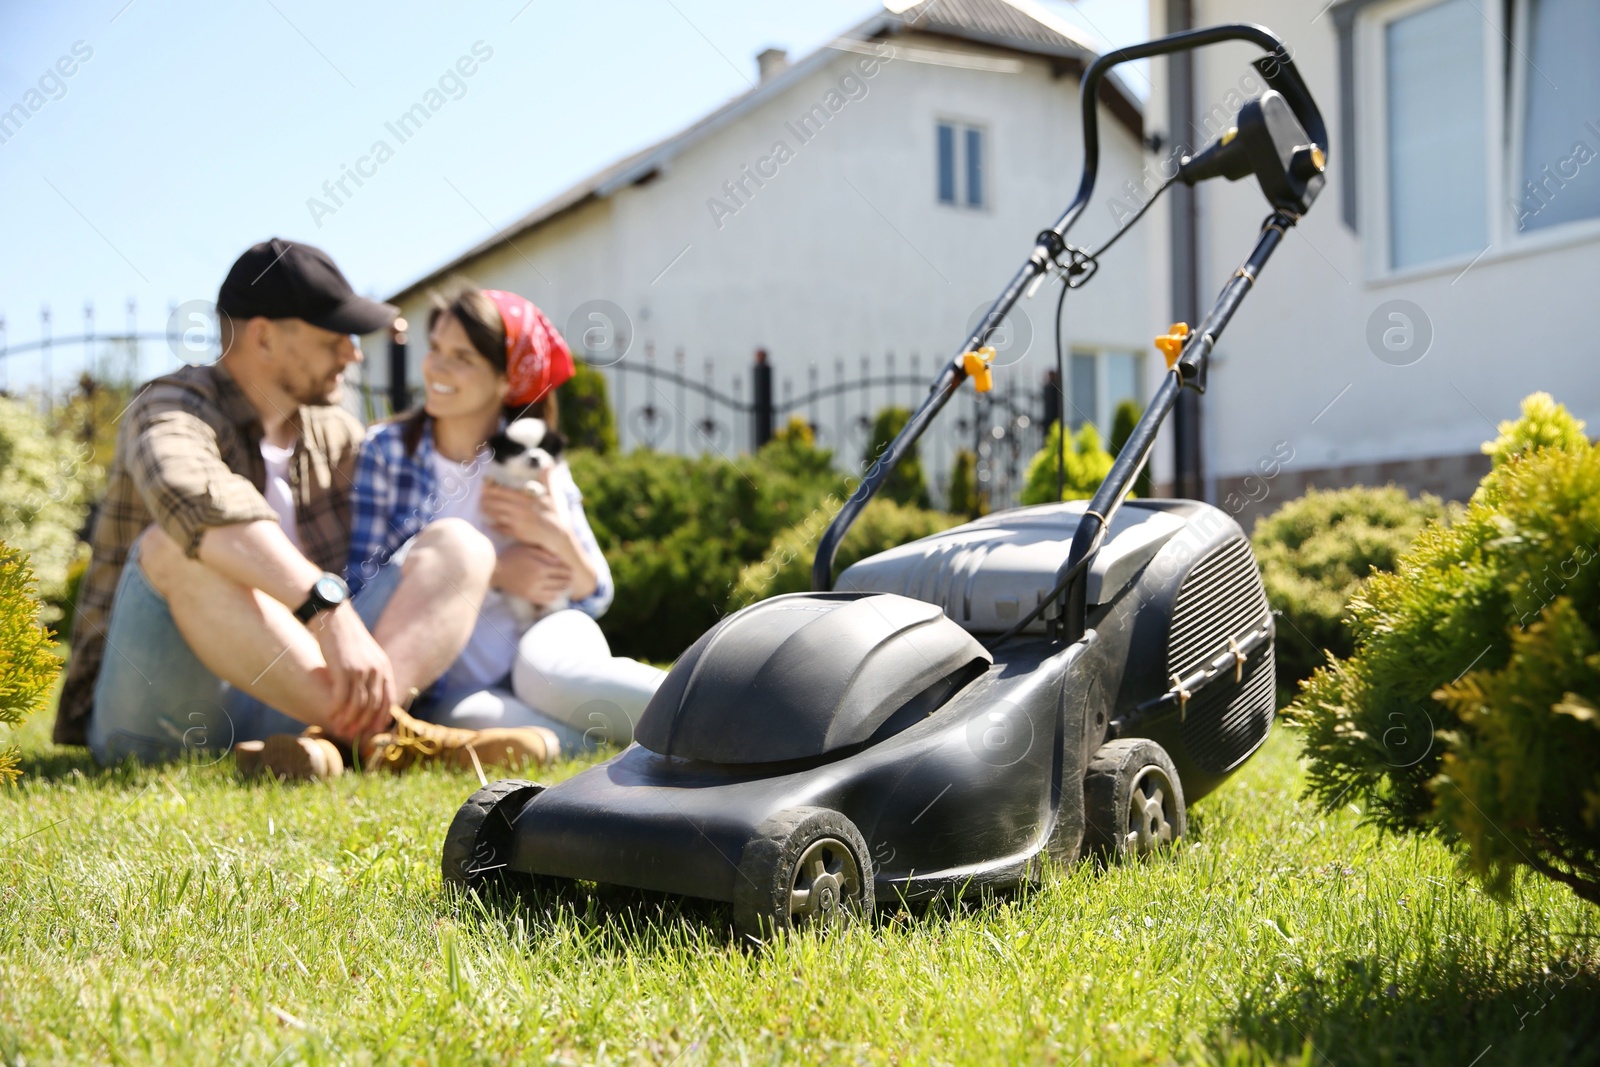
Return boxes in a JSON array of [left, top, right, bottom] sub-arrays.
[[484, 417, 572, 627]]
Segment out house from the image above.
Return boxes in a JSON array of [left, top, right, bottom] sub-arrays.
[[367, 0, 1152, 502], [1142, 0, 1600, 523]]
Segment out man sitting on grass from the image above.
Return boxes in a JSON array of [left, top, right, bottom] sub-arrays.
[[54, 238, 559, 775]]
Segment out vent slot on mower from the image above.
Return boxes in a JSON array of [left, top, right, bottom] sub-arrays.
[[1167, 537, 1269, 680]]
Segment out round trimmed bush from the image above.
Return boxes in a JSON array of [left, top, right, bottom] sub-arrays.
[[1252, 485, 1453, 688]]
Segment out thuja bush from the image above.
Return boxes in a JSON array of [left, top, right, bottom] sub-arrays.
[[0, 544, 59, 784], [1252, 485, 1453, 688], [945, 447, 983, 519], [1108, 398, 1152, 498], [1019, 421, 1114, 505], [730, 496, 961, 608], [1289, 393, 1600, 903], [861, 406, 930, 509]]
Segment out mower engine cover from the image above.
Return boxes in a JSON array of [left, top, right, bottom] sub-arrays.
[[634, 592, 991, 764], [835, 501, 1186, 633]]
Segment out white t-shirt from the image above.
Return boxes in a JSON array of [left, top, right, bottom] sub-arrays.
[[260, 440, 302, 551], [427, 450, 528, 690]]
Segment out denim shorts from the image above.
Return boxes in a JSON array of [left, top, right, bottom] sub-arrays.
[[87, 543, 404, 766]]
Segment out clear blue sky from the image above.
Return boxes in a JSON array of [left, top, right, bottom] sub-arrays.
[[0, 0, 1144, 386]]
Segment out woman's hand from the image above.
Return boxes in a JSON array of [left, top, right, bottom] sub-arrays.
[[480, 470, 601, 603], [493, 543, 573, 606], [481, 474, 568, 552]]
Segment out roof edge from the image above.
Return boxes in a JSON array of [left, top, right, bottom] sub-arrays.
[[387, 5, 1146, 305]]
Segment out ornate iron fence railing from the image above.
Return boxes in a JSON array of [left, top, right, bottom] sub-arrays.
[[1, 307, 1057, 509]]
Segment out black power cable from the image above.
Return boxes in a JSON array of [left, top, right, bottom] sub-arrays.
[[1013, 174, 1180, 650], [1049, 174, 1176, 505]]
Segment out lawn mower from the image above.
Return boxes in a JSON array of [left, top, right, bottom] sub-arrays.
[[443, 23, 1328, 940]]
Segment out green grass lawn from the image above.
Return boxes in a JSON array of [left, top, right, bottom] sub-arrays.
[[2, 707, 1596, 1066]]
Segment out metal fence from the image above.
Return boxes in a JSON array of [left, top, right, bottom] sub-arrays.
[[1, 303, 1061, 510], [584, 346, 1050, 510]]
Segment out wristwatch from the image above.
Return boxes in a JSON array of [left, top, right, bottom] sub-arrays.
[[294, 572, 351, 624]]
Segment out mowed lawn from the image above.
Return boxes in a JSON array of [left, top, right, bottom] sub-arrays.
[[2, 701, 1596, 1066]]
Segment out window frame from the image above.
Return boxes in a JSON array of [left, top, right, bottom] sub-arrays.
[[1066, 347, 1142, 436], [1356, 0, 1600, 283], [1355, 0, 1502, 281], [935, 118, 988, 211], [1504, 0, 1600, 251]]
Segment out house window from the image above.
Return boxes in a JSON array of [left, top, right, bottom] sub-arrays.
[[1068, 350, 1140, 436], [1511, 0, 1600, 233], [937, 121, 985, 208], [1358, 0, 1600, 273], [1383, 0, 1487, 269]]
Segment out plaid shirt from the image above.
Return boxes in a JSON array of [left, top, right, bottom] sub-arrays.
[[346, 419, 613, 617], [55, 363, 363, 745]]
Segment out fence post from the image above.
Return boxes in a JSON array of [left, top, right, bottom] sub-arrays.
[[387, 317, 409, 414], [751, 347, 773, 449], [40, 305, 52, 414], [1041, 368, 1061, 431], [126, 299, 138, 384]]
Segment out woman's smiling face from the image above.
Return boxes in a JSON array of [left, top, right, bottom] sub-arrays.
[[422, 311, 508, 419]]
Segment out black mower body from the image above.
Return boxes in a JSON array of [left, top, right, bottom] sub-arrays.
[[507, 499, 1275, 903], [450, 23, 1326, 929]]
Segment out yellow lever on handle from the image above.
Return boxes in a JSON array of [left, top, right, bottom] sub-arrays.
[[1155, 322, 1190, 369], [961, 346, 997, 393]]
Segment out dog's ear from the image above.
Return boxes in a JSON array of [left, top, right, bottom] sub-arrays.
[[485, 431, 522, 462], [540, 428, 568, 458], [505, 418, 547, 450]]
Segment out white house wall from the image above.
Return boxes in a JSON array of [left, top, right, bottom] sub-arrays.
[[365, 32, 1152, 467], [1145, 0, 1600, 522]]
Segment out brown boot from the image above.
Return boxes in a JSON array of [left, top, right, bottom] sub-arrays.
[[358, 704, 559, 773], [236, 734, 346, 780]]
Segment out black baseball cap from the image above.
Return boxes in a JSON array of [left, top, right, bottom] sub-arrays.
[[217, 238, 397, 335]]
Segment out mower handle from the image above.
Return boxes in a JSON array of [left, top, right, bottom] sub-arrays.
[[812, 24, 1324, 595]]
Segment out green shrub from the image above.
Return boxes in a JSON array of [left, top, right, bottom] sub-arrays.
[[1434, 597, 1600, 901], [1252, 485, 1454, 688], [0, 397, 100, 623], [731, 497, 963, 607], [0, 544, 60, 785], [52, 372, 136, 473], [1289, 393, 1600, 903], [1479, 389, 1587, 469], [569, 437, 845, 662], [946, 447, 982, 519], [1019, 421, 1113, 505], [559, 361, 618, 455], [862, 407, 930, 508], [1108, 399, 1153, 498]]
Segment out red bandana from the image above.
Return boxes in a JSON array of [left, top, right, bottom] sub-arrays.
[[482, 289, 574, 407]]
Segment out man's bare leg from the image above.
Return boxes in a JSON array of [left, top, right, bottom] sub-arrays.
[[139, 518, 495, 731], [138, 524, 343, 729], [367, 518, 496, 696]]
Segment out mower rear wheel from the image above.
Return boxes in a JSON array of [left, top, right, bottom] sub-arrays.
[[733, 807, 873, 943], [1084, 738, 1187, 861], [441, 778, 543, 894]]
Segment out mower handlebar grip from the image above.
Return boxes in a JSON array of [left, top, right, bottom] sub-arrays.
[[1248, 38, 1329, 162]]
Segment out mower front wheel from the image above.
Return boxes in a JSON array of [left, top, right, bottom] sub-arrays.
[[441, 778, 543, 895], [1084, 738, 1187, 861], [733, 807, 873, 943]]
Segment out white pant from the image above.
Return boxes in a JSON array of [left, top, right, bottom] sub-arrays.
[[428, 609, 666, 756]]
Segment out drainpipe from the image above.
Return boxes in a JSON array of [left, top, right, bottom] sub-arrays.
[[1166, 0, 1204, 500]]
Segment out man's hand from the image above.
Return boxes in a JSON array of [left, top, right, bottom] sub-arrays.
[[493, 543, 573, 605], [307, 602, 398, 739]]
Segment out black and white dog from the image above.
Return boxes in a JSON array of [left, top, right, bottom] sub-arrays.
[[484, 417, 571, 626]]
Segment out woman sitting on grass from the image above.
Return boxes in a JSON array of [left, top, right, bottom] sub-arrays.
[[346, 287, 664, 753]]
